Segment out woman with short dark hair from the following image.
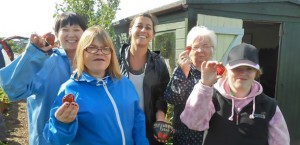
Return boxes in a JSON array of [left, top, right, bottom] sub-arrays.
[[0, 11, 87, 145]]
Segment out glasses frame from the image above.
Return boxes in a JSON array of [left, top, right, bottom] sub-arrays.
[[85, 46, 112, 55], [191, 45, 213, 51]]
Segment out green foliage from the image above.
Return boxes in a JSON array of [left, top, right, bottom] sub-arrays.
[[153, 32, 176, 74], [7, 40, 27, 54], [0, 88, 9, 113], [0, 88, 9, 104], [0, 37, 27, 55], [54, 0, 120, 38], [165, 103, 174, 144]]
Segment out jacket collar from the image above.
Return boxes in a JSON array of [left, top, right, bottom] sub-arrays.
[[72, 71, 112, 86]]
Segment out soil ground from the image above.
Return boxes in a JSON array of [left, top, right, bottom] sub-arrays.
[[1, 100, 28, 145]]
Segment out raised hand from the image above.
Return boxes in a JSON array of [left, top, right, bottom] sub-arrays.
[[30, 32, 55, 52], [177, 49, 192, 78], [200, 61, 221, 87]]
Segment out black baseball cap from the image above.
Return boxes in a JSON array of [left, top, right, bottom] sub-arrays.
[[226, 43, 260, 70]]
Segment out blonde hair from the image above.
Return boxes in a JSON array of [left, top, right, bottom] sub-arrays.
[[75, 25, 122, 80], [186, 26, 217, 48]]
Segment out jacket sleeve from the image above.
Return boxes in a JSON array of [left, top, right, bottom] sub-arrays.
[[180, 82, 215, 131], [268, 106, 290, 145], [0, 43, 50, 101], [164, 66, 193, 105], [43, 90, 78, 145], [155, 58, 170, 114], [133, 94, 150, 145]]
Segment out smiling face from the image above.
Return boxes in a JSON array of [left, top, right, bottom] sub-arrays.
[[227, 66, 257, 92], [57, 24, 84, 52], [189, 36, 213, 68], [129, 16, 154, 48], [83, 38, 111, 78]]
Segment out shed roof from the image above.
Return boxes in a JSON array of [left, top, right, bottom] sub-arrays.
[[113, 0, 300, 25]]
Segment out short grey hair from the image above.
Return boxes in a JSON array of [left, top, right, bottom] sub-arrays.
[[186, 26, 217, 48]]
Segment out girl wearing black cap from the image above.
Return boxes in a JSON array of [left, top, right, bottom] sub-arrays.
[[180, 43, 290, 145]]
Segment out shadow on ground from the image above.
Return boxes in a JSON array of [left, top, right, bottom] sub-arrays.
[[2, 100, 28, 145]]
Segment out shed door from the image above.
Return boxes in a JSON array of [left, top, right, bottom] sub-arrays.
[[197, 14, 244, 63]]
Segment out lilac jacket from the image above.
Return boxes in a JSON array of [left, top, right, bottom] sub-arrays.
[[180, 78, 290, 145]]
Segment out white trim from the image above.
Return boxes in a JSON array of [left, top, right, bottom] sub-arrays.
[[101, 79, 126, 145]]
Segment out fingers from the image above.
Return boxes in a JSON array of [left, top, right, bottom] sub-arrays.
[[55, 102, 79, 123], [30, 33, 55, 51], [201, 61, 220, 86], [30, 33, 45, 48], [177, 51, 191, 66]]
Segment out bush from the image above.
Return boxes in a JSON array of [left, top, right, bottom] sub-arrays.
[[0, 88, 9, 113]]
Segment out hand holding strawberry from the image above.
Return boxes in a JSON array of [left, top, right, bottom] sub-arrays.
[[55, 93, 78, 123], [30, 32, 55, 52], [153, 121, 173, 143]]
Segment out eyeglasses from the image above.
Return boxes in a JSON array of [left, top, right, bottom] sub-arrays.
[[192, 45, 213, 51], [85, 46, 111, 55]]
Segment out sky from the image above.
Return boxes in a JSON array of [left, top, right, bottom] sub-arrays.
[[0, 0, 177, 38]]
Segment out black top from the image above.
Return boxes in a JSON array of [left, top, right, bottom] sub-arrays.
[[204, 90, 277, 145]]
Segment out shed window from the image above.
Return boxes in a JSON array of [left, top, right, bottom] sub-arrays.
[[153, 31, 176, 73]]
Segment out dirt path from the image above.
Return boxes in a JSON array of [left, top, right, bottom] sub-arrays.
[[2, 100, 28, 145]]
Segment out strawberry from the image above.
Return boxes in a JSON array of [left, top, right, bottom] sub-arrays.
[[157, 132, 163, 139], [42, 33, 55, 46], [216, 64, 225, 75], [162, 133, 168, 140], [62, 94, 75, 103], [186, 46, 192, 53]]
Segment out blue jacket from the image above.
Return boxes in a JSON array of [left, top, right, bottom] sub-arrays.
[[43, 72, 149, 145], [0, 43, 72, 145]]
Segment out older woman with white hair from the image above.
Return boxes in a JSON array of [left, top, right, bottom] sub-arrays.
[[164, 25, 217, 145]]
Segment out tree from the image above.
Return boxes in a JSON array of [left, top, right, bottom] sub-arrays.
[[54, 0, 120, 38]]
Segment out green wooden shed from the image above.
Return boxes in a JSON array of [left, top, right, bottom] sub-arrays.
[[113, 0, 300, 144]]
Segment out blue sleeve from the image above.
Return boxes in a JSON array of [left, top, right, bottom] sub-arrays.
[[164, 66, 191, 105], [133, 93, 149, 145], [0, 43, 50, 101], [43, 90, 78, 145]]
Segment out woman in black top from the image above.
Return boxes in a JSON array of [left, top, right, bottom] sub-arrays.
[[118, 13, 170, 145]]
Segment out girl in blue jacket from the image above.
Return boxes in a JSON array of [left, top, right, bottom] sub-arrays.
[[0, 12, 87, 145], [43, 26, 149, 145]]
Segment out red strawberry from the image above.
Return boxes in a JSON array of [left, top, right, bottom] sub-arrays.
[[186, 46, 192, 53], [42, 33, 55, 46], [162, 133, 168, 140], [157, 132, 163, 139], [62, 94, 75, 103], [216, 64, 225, 75]]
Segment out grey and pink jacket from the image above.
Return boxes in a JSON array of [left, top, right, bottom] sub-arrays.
[[180, 78, 290, 145]]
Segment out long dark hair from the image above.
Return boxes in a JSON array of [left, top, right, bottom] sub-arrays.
[[128, 13, 158, 43]]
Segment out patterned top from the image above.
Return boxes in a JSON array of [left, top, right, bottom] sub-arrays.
[[164, 65, 203, 145]]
